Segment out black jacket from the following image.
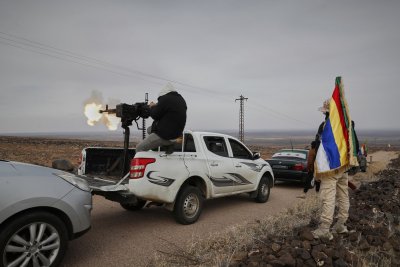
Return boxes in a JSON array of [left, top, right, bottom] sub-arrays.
[[150, 92, 187, 140]]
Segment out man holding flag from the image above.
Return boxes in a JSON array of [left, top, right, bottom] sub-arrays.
[[312, 77, 359, 241]]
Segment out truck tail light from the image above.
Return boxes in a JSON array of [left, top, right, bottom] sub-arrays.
[[130, 158, 156, 179], [291, 163, 304, 171]]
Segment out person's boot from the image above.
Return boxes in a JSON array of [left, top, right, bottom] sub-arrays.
[[333, 222, 348, 234], [165, 144, 175, 155], [312, 228, 333, 241]]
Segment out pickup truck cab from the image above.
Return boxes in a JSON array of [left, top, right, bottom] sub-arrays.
[[79, 131, 274, 224]]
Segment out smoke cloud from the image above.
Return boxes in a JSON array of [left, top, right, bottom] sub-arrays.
[[83, 90, 121, 130]]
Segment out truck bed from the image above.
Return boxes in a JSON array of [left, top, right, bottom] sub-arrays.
[[80, 147, 136, 177]]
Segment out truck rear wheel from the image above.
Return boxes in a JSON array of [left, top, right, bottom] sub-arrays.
[[254, 176, 271, 203], [173, 186, 203, 225], [120, 199, 147, 211]]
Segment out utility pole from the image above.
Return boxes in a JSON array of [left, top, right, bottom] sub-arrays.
[[142, 93, 148, 140], [235, 95, 248, 142]]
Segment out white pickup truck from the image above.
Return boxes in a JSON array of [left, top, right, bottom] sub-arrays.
[[78, 131, 274, 224]]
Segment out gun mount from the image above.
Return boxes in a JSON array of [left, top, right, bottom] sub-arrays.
[[100, 102, 150, 177]]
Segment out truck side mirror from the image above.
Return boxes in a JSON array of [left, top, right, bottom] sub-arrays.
[[253, 152, 261, 160]]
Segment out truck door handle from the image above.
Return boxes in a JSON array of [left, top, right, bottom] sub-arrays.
[[235, 164, 242, 168], [210, 163, 218, 167]]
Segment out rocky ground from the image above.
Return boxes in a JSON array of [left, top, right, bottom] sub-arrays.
[[0, 136, 125, 168], [0, 135, 393, 169], [230, 155, 400, 267], [2, 136, 399, 267], [0, 136, 284, 168]]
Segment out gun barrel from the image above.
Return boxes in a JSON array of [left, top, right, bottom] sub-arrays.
[[99, 106, 117, 114]]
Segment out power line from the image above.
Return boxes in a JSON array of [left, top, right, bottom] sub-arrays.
[[249, 101, 312, 126], [0, 30, 313, 127], [0, 36, 167, 87], [0, 32, 234, 102], [0, 31, 225, 97], [0, 41, 156, 86]]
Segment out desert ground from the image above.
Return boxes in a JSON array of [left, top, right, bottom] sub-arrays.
[[0, 135, 395, 169]]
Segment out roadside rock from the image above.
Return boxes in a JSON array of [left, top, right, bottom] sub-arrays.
[[52, 159, 74, 171], [231, 155, 400, 267]]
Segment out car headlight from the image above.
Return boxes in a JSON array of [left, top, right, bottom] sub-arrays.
[[55, 173, 91, 192]]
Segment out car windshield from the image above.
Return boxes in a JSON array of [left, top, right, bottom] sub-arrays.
[[272, 151, 307, 160]]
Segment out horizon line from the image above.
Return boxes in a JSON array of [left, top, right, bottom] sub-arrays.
[[1, 128, 400, 135]]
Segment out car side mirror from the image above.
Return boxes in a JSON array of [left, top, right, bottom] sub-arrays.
[[253, 152, 261, 160]]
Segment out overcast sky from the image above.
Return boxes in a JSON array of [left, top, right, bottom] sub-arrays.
[[0, 0, 399, 134]]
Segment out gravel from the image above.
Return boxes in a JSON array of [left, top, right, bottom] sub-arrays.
[[230, 155, 400, 267]]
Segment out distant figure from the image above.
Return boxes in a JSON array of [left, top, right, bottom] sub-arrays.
[[136, 83, 187, 154], [348, 121, 361, 175], [361, 144, 368, 156], [352, 120, 361, 155]]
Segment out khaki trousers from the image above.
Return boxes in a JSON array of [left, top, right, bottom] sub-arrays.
[[319, 172, 350, 230], [136, 133, 173, 152], [136, 126, 173, 152]]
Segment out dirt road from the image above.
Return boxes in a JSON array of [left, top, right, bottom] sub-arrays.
[[61, 151, 398, 267], [62, 184, 301, 267]]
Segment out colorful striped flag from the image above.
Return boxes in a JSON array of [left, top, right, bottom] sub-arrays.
[[315, 77, 358, 179]]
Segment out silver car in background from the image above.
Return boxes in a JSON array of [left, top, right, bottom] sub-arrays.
[[0, 160, 92, 267]]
